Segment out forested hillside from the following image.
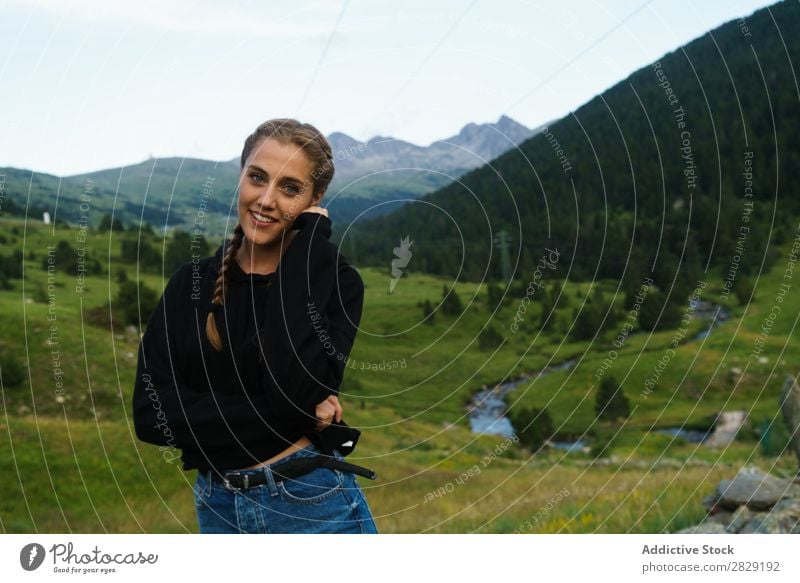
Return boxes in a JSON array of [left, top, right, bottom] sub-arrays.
[[352, 1, 799, 297]]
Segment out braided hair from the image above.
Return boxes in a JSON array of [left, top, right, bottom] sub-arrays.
[[205, 118, 335, 352]]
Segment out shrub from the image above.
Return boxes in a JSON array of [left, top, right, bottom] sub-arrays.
[[589, 429, 616, 458], [638, 289, 682, 331], [32, 283, 49, 303], [421, 299, 435, 324], [115, 280, 158, 326], [39, 240, 102, 276], [0, 354, 25, 387], [486, 282, 505, 311], [440, 284, 463, 316], [165, 229, 208, 274], [121, 238, 163, 272], [733, 274, 755, 306], [0, 249, 23, 279], [478, 324, 504, 350], [595, 376, 630, 421], [509, 406, 554, 453]]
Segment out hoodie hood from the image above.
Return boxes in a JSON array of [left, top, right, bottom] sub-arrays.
[[212, 241, 275, 284]]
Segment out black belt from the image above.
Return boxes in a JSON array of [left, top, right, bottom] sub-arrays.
[[206, 455, 377, 491]]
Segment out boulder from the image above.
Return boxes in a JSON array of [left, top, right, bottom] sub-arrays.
[[705, 509, 733, 526], [715, 466, 793, 510], [675, 522, 727, 534], [780, 374, 800, 470], [704, 411, 747, 447], [738, 502, 800, 534], [673, 467, 800, 534], [724, 505, 756, 533]]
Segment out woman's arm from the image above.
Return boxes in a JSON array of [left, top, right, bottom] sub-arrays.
[[132, 264, 300, 450], [256, 211, 365, 432], [132, 212, 364, 450]]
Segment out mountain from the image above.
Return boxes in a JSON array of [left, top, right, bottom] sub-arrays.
[[316, 115, 540, 224], [349, 0, 800, 288], [321, 114, 539, 196], [0, 116, 538, 236]]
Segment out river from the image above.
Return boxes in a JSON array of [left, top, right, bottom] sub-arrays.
[[468, 297, 731, 442]]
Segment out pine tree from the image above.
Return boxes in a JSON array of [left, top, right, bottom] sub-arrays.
[[478, 324, 504, 350], [422, 299, 435, 324], [595, 376, 630, 421], [509, 406, 554, 452], [441, 284, 463, 316]]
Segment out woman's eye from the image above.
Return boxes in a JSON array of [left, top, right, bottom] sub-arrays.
[[250, 173, 264, 184], [283, 184, 301, 194]]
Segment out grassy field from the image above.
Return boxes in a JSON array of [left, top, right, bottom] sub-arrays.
[[1, 216, 798, 533]]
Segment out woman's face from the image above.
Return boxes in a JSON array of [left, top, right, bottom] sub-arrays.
[[237, 137, 321, 247]]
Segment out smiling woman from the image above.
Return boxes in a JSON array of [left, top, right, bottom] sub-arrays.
[[132, 118, 378, 534], [235, 136, 321, 265]]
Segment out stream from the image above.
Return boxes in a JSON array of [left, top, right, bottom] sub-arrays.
[[468, 298, 731, 444]]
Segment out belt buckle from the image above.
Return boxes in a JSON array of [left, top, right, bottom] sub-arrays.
[[222, 471, 250, 491]]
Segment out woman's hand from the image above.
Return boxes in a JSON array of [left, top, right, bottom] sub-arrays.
[[303, 205, 328, 218], [315, 394, 343, 431], [284, 206, 329, 247]]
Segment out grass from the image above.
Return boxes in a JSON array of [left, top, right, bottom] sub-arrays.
[[1, 217, 798, 533]]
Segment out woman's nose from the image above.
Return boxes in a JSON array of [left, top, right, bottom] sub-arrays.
[[256, 185, 278, 209]]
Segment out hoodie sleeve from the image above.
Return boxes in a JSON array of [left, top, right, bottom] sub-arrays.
[[132, 263, 296, 450], [257, 211, 365, 431]]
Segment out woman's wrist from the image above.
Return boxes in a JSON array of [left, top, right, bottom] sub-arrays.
[[291, 210, 332, 238]]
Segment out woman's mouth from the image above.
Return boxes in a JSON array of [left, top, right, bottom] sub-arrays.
[[249, 210, 280, 227]]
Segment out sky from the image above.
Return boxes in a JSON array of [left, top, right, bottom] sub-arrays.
[[0, 0, 779, 176]]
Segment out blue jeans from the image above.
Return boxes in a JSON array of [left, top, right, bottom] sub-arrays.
[[193, 442, 379, 534]]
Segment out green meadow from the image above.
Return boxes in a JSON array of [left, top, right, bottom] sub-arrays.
[[1, 216, 798, 533]]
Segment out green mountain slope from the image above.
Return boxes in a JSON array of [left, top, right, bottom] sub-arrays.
[[351, 1, 800, 287]]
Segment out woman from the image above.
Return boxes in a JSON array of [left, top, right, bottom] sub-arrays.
[[132, 118, 378, 534]]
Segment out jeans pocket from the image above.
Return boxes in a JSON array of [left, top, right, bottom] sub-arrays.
[[277, 465, 344, 504], [193, 473, 210, 508]]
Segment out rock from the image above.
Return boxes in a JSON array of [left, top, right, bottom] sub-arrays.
[[705, 411, 747, 447], [757, 356, 769, 364], [715, 466, 793, 510], [772, 497, 800, 514], [125, 325, 139, 337], [702, 494, 719, 512], [738, 515, 770, 533], [765, 497, 800, 534], [738, 505, 800, 534], [705, 510, 733, 526], [675, 522, 727, 534], [725, 505, 756, 533], [779, 374, 800, 469], [678, 467, 800, 534]]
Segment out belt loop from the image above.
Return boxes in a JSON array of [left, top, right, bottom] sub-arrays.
[[204, 470, 212, 497], [263, 465, 279, 497]]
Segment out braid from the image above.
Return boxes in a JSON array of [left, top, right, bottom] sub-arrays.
[[205, 223, 245, 351]]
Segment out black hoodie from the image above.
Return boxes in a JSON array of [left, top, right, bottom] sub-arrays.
[[132, 211, 365, 472]]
